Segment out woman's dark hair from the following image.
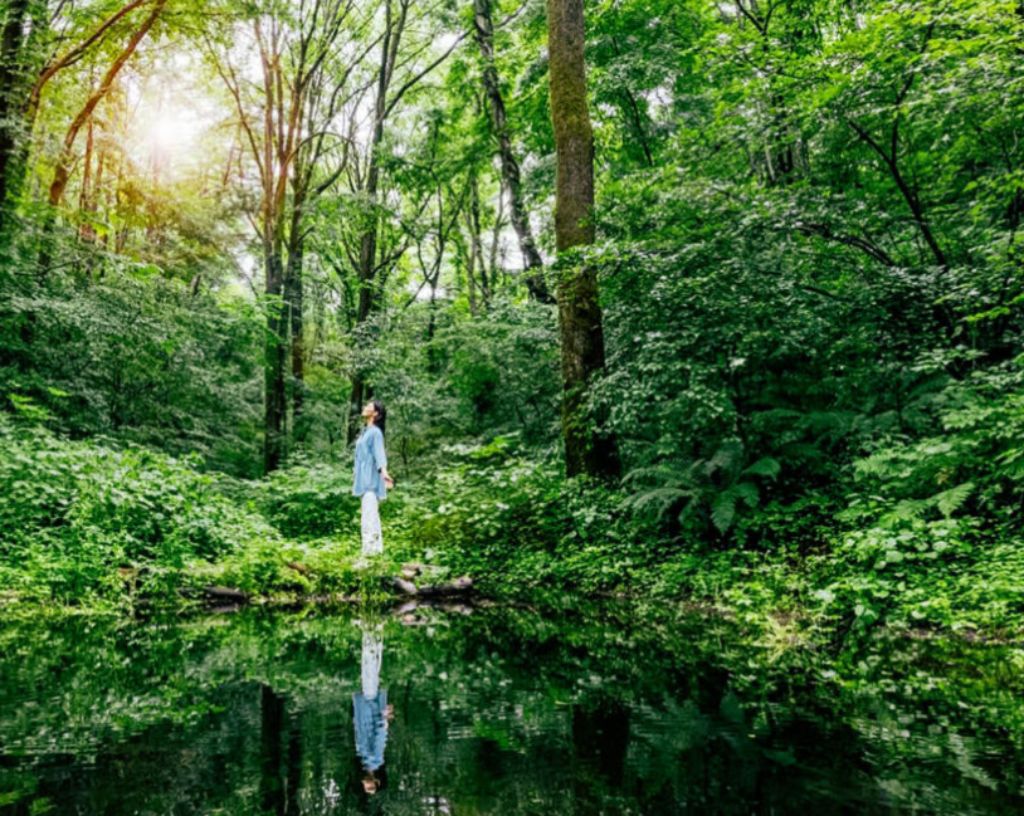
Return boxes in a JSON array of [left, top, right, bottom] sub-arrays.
[[354, 761, 388, 807], [372, 400, 386, 437]]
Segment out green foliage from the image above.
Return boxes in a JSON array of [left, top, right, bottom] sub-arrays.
[[0, 417, 420, 608], [805, 363, 1024, 638], [2, 0, 1024, 660], [259, 463, 360, 539], [625, 440, 782, 536], [361, 299, 561, 478], [0, 415, 279, 604], [1, 268, 263, 475]]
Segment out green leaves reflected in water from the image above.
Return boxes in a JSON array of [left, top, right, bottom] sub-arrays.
[[0, 604, 1021, 815]]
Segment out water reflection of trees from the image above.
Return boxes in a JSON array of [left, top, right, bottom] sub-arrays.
[[0, 607, 1022, 814]]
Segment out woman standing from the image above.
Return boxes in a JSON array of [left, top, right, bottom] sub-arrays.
[[353, 400, 393, 555]]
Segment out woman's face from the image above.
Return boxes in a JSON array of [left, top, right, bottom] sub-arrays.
[[361, 402, 377, 421]]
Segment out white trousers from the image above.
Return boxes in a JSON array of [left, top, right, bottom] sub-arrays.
[[361, 627, 384, 697], [361, 492, 383, 555]]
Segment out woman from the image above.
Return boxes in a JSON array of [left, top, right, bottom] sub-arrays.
[[353, 400, 393, 555], [352, 622, 393, 796]]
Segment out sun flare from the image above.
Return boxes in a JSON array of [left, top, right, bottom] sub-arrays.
[[147, 113, 196, 152], [143, 109, 201, 155]]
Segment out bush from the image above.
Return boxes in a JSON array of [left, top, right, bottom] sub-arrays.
[[259, 463, 361, 539], [809, 362, 1024, 638], [0, 415, 277, 604]]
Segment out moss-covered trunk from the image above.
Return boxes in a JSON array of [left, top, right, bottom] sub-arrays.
[[546, 0, 620, 480]]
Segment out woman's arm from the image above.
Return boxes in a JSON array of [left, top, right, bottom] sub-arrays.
[[372, 428, 394, 488]]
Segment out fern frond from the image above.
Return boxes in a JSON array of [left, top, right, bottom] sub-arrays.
[[732, 481, 760, 508], [623, 463, 692, 487], [933, 482, 974, 518], [706, 440, 743, 478], [742, 456, 780, 480], [711, 493, 736, 533], [627, 487, 697, 520]]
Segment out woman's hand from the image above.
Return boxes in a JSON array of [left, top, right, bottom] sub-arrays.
[[381, 469, 394, 489]]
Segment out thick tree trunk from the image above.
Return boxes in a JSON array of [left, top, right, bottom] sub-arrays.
[[546, 0, 620, 480], [473, 0, 551, 302], [0, 0, 30, 224]]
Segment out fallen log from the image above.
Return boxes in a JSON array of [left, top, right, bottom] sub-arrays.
[[392, 577, 419, 595], [202, 585, 249, 604], [411, 576, 473, 597], [391, 575, 473, 597]]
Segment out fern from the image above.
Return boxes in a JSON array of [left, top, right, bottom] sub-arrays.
[[711, 493, 736, 533], [733, 481, 760, 508], [710, 483, 761, 533], [622, 463, 690, 486], [933, 482, 974, 518], [705, 441, 742, 477], [742, 456, 780, 480], [626, 487, 697, 520]]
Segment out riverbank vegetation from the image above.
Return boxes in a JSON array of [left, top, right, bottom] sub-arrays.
[[6, 604, 1023, 813], [2, 0, 1024, 651]]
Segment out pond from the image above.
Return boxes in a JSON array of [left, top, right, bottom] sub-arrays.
[[0, 601, 1022, 815]]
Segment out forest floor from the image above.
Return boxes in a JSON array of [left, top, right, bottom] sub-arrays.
[[3, 415, 1023, 660]]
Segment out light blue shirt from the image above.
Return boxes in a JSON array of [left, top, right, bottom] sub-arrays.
[[353, 689, 388, 772], [352, 425, 388, 499]]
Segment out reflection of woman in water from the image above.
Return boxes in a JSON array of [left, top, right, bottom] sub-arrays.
[[353, 625, 394, 795]]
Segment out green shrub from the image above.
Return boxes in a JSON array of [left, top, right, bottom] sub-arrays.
[[809, 363, 1024, 638], [0, 416, 277, 604], [260, 463, 361, 539]]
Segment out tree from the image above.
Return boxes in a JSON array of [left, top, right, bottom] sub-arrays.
[[1, 0, 157, 231], [472, 0, 550, 303], [342, 0, 466, 440], [0, 0, 32, 223], [546, 0, 619, 479], [46, 0, 167, 210], [211, 0, 362, 471]]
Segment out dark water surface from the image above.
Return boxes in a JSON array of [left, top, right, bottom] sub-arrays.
[[0, 602, 1022, 815]]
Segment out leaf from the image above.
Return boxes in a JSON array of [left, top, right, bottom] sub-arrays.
[[933, 482, 974, 518], [742, 456, 781, 480], [733, 481, 760, 509], [711, 493, 736, 533], [627, 487, 696, 520], [705, 440, 742, 477]]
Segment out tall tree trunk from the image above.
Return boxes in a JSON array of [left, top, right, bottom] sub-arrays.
[[347, 169, 378, 441], [473, 0, 551, 302], [78, 118, 95, 241], [265, 243, 288, 474], [286, 225, 305, 441], [216, 3, 359, 465], [0, 0, 29, 225], [546, 0, 620, 480], [347, 33, 388, 443], [468, 168, 489, 308]]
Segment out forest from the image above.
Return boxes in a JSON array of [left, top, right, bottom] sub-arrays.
[[1, 0, 1023, 648]]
